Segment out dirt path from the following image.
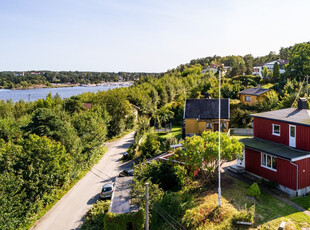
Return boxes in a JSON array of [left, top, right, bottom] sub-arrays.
[[31, 132, 135, 230]]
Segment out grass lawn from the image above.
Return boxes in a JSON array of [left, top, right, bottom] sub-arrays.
[[231, 135, 252, 140], [186, 175, 310, 230], [157, 126, 182, 139], [292, 195, 310, 211]]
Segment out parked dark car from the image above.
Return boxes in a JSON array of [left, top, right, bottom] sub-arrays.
[[119, 169, 134, 177]]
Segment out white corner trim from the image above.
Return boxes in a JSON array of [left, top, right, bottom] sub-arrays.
[[292, 155, 310, 162]]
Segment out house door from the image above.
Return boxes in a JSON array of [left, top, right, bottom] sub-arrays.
[[289, 125, 296, 148], [213, 123, 219, 132]]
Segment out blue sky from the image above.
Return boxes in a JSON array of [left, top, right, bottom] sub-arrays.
[[0, 0, 309, 72]]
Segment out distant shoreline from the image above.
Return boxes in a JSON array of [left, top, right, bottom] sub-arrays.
[[7, 81, 133, 90]]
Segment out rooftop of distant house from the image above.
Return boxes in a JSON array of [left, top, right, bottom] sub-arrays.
[[82, 103, 92, 110], [239, 86, 270, 96], [254, 59, 289, 67], [184, 98, 230, 119]]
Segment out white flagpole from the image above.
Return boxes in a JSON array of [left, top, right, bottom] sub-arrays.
[[218, 70, 221, 207]]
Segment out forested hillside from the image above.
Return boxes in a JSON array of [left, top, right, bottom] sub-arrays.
[[0, 71, 161, 89]]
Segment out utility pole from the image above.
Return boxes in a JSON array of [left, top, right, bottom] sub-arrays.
[[145, 183, 149, 230], [307, 76, 309, 100], [218, 71, 221, 207]]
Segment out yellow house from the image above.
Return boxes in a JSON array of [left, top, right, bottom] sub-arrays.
[[184, 98, 230, 136], [239, 86, 270, 106]]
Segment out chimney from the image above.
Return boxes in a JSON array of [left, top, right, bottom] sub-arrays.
[[298, 98, 308, 110]]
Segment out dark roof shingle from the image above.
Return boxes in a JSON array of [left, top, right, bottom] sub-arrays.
[[239, 87, 270, 96], [184, 98, 230, 119]]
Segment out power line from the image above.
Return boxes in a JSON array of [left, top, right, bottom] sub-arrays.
[[151, 205, 178, 230], [153, 204, 186, 230]]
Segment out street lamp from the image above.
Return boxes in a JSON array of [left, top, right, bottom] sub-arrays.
[[218, 70, 221, 207]]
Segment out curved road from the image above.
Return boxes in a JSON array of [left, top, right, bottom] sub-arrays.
[[31, 132, 135, 230]]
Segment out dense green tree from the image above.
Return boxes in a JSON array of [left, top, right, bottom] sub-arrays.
[[19, 135, 72, 200], [244, 54, 254, 75], [256, 90, 279, 111], [140, 133, 160, 159], [174, 131, 243, 177], [273, 62, 280, 79], [101, 89, 132, 137], [280, 47, 291, 59], [286, 43, 310, 81], [226, 56, 246, 77], [72, 111, 107, 153], [261, 66, 270, 80], [23, 108, 82, 156], [64, 96, 86, 114]]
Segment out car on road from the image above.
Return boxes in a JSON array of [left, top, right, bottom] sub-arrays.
[[122, 151, 129, 160], [100, 183, 114, 199], [119, 169, 134, 177]]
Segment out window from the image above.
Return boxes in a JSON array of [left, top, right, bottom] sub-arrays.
[[245, 96, 251, 102], [206, 122, 212, 129], [221, 123, 227, 130], [272, 124, 280, 136], [261, 153, 277, 171]]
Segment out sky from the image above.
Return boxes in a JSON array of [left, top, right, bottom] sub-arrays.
[[0, 0, 309, 72]]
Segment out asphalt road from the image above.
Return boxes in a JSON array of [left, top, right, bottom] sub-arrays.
[[31, 132, 135, 230]]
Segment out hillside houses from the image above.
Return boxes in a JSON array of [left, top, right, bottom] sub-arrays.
[[253, 59, 288, 77]]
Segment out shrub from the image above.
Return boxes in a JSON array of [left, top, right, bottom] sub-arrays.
[[231, 204, 255, 224], [140, 133, 160, 159], [247, 182, 261, 199], [158, 136, 177, 152], [182, 208, 204, 229], [82, 200, 110, 230], [103, 209, 144, 230]]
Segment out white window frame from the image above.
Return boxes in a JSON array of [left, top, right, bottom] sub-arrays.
[[272, 124, 280, 136], [261, 152, 277, 171], [221, 122, 227, 129], [245, 96, 251, 102], [206, 122, 212, 129]]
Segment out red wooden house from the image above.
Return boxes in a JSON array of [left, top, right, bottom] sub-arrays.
[[240, 98, 310, 196]]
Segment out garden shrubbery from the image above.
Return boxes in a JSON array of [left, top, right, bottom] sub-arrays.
[[247, 182, 261, 199]]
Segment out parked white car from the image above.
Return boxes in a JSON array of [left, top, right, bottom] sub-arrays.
[[100, 182, 114, 199]]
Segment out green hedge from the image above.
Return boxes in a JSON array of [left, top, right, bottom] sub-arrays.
[[104, 210, 144, 230]]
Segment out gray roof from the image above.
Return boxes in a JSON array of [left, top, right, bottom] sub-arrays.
[[239, 87, 270, 96], [240, 138, 310, 161], [251, 108, 310, 126], [184, 98, 230, 119]]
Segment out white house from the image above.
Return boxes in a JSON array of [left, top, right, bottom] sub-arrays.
[[253, 59, 288, 78], [202, 64, 230, 76]]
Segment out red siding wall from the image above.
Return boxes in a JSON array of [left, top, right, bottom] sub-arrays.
[[296, 158, 310, 189], [254, 117, 310, 151], [245, 148, 297, 190]]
